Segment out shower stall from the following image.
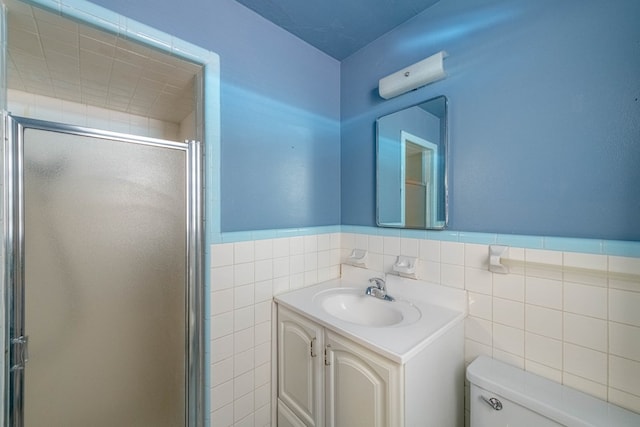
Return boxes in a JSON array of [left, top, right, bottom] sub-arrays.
[[3, 115, 204, 426]]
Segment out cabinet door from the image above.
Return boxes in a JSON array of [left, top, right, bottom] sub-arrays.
[[277, 399, 307, 427], [277, 306, 324, 427], [324, 331, 403, 427]]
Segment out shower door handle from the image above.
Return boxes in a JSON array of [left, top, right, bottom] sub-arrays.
[[10, 335, 29, 371]]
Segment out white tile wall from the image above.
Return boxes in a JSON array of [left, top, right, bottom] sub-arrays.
[[210, 233, 341, 427], [338, 233, 640, 416], [211, 233, 640, 426]]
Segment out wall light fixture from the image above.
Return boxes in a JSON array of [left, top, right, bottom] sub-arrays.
[[379, 51, 447, 99]]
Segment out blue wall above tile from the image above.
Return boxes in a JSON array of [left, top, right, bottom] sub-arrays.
[[91, 0, 342, 232], [90, 0, 639, 241], [341, 0, 640, 241]]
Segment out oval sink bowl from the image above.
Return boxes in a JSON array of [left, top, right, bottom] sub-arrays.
[[313, 288, 421, 327]]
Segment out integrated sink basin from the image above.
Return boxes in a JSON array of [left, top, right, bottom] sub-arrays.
[[313, 287, 421, 327], [274, 267, 468, 362]]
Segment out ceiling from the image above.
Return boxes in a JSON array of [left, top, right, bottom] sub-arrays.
[[5, 0, 201, 124], [235, 0, 441, 60]]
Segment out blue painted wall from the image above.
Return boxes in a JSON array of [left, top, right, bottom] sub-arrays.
[[91, 0, 639, 240], [92, 0, 342, 232], [341, 0, 640, 241]]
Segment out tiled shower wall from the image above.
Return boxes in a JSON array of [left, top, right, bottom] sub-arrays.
[[211, 231, 640, 426], [8, 89, 182, 140]]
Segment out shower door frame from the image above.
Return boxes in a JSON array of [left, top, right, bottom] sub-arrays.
[[2, 114, 205, 426]]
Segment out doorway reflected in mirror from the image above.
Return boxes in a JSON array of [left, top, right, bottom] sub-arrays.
[[376, 96, 448, 229]]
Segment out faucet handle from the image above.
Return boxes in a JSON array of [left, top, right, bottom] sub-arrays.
[[368, 277, 385, 289]]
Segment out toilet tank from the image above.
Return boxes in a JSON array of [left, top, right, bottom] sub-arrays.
[[466, 356, 640, 427]]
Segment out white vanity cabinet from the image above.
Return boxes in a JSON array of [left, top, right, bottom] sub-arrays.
[[277, 306, 402, 427], [324, 329, 402, 427], [277, 306, 324, 427], [274, 272, 466, 427]]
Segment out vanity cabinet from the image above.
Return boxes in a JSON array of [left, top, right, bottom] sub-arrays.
[[277, 306, 324, 427], [324, 330, 402, 427], [274, 273, 466, 427], [277, 306, 402, 427]]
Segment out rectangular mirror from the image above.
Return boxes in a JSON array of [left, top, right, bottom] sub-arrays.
[[376, 96, 448, 229]]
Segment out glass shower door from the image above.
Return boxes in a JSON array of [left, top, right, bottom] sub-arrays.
[[5, 116, 203, 426]]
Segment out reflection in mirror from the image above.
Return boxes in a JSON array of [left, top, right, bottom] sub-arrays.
[[376, 96, 448, 229]]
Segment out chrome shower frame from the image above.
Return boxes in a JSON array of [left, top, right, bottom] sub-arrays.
[[2, 115, 205, 426]]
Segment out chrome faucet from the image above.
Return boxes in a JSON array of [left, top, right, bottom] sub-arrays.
[[366, 277, 395, 301]]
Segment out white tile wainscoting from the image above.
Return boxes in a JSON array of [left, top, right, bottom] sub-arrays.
[[209, 230, 640, 426], [209, 233, 342, 426]]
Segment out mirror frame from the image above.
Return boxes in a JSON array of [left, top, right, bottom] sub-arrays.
[[375, 95, 449, 230]]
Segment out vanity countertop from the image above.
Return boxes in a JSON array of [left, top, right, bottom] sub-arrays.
[[274, 274, 467, 364]]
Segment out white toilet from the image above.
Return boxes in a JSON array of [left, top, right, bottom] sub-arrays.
[[467, 356, 640, 427]]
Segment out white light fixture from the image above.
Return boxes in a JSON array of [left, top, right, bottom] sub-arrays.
[[379, 51, 447, 99]]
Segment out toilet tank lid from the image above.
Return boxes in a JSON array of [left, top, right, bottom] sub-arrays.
[[466, 356, 640, 427]]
